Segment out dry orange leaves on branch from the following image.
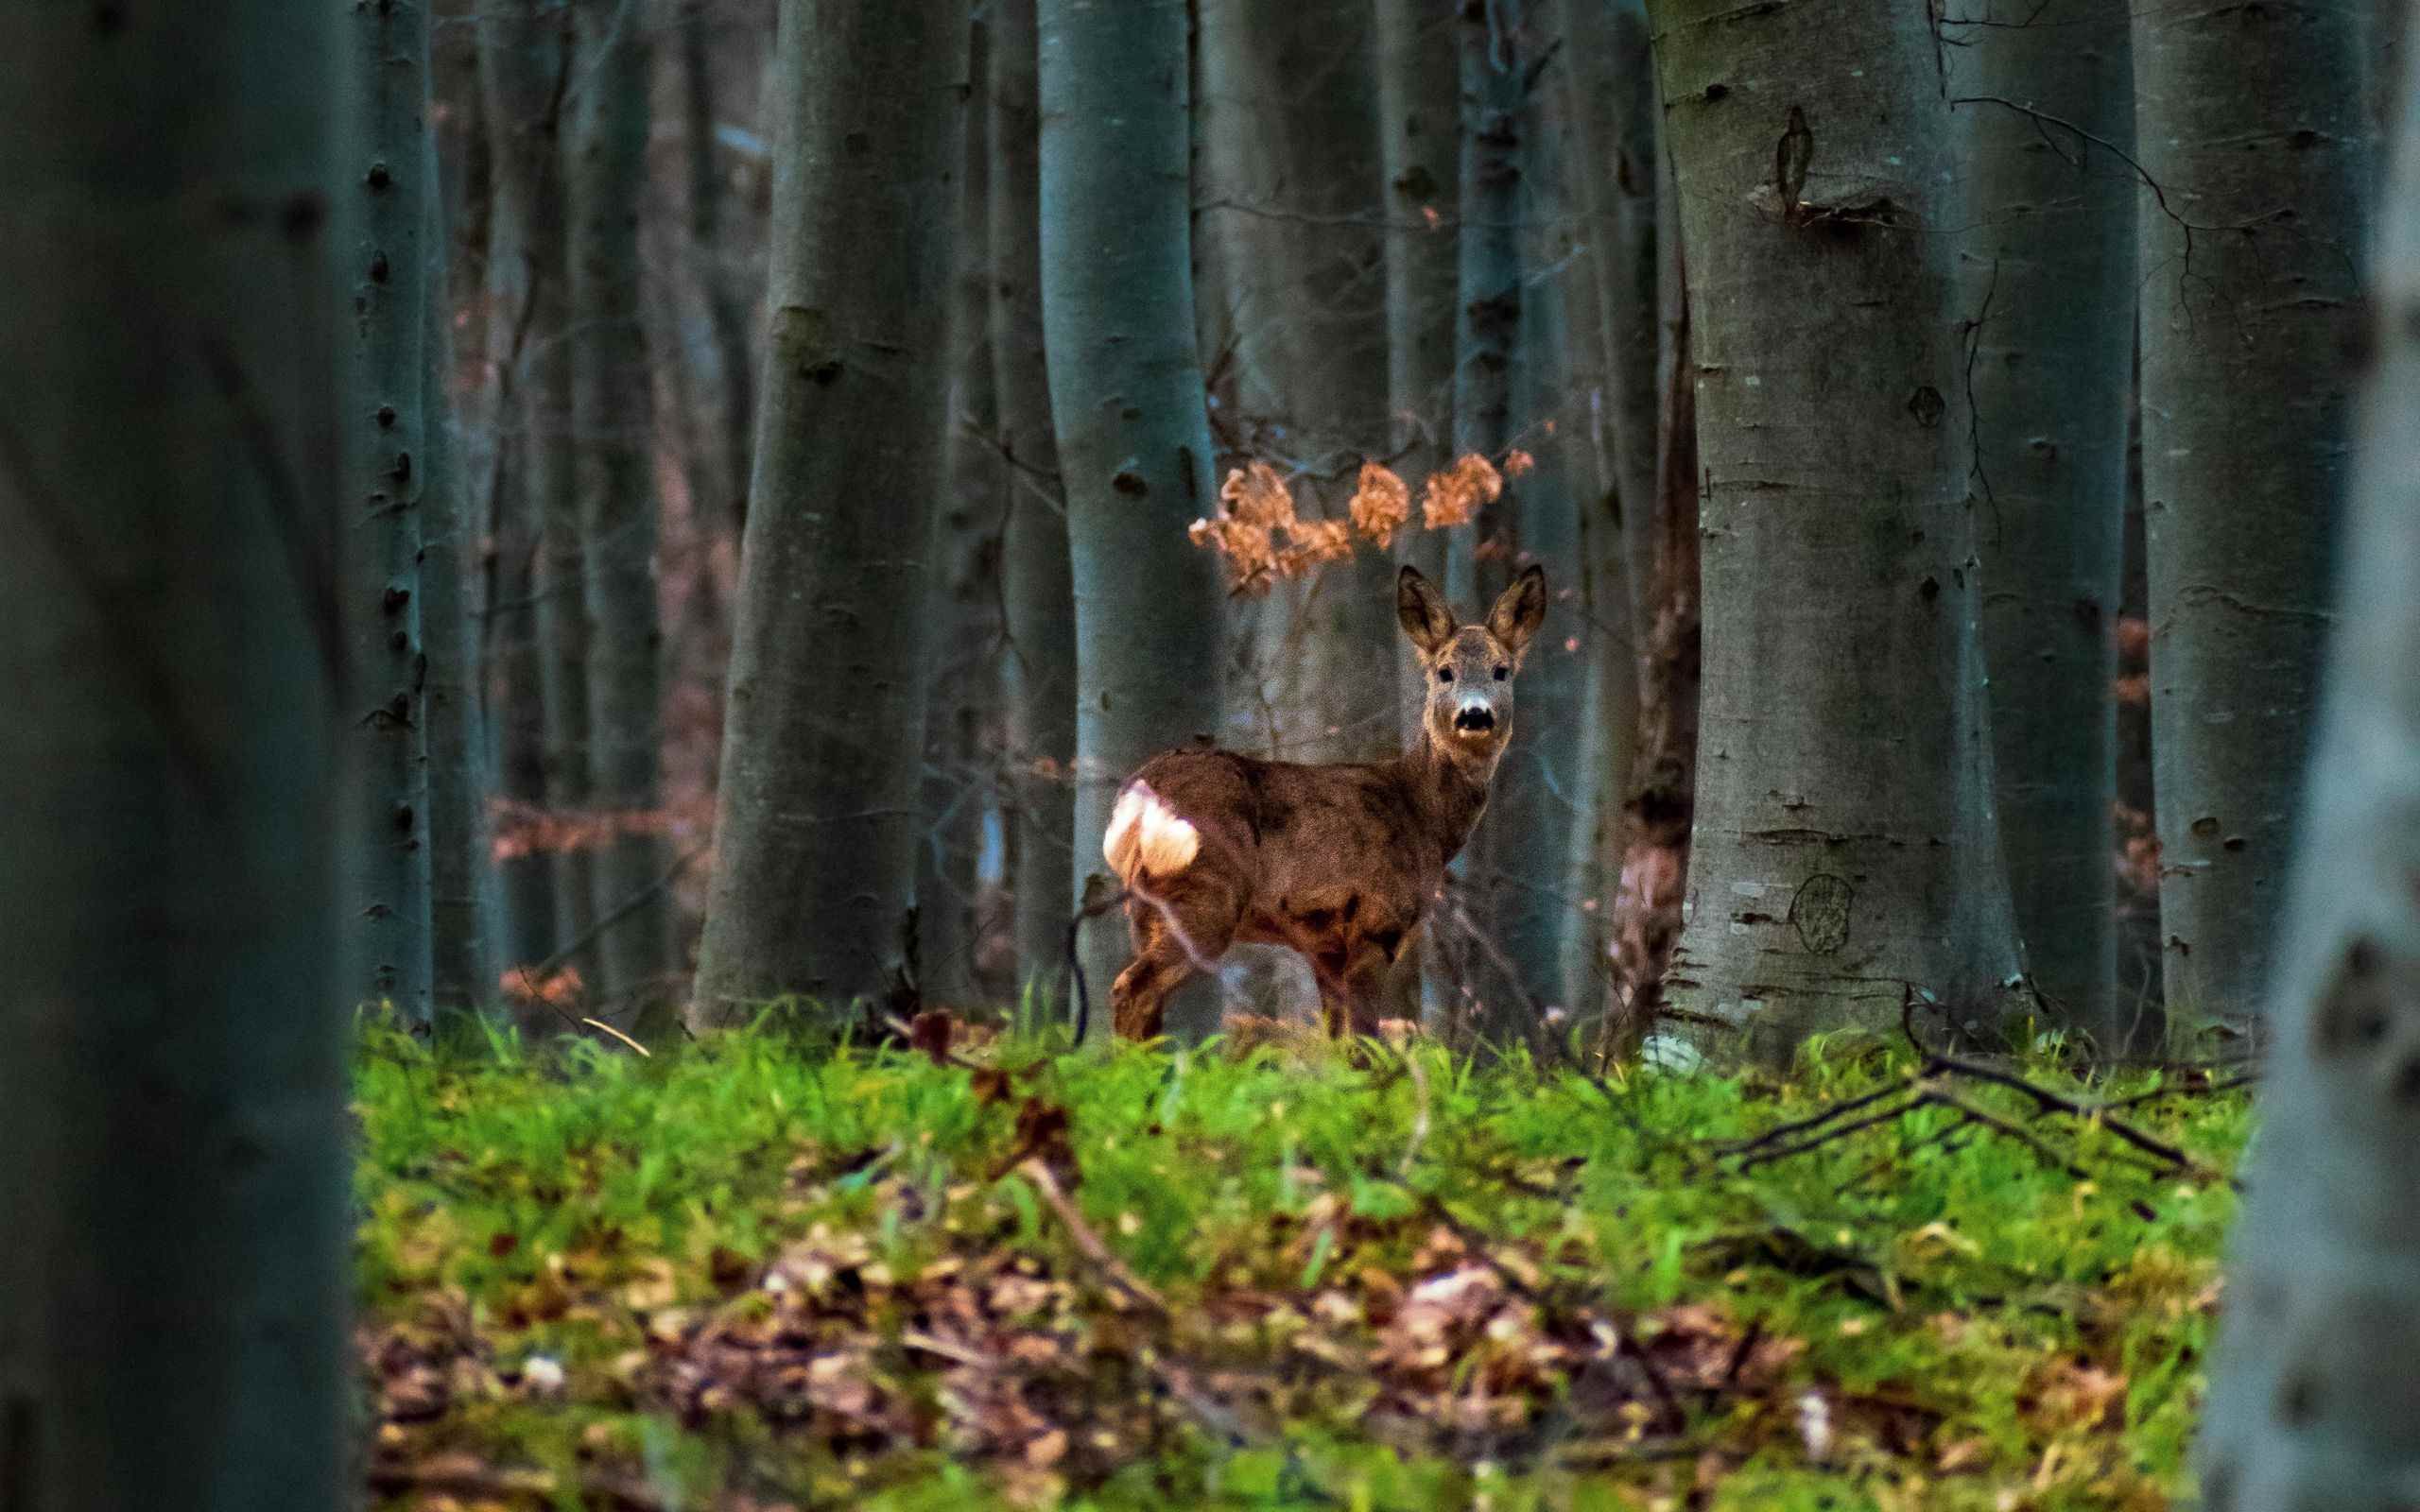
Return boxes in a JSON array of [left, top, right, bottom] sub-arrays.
[[1190, 452, 1518, 593]]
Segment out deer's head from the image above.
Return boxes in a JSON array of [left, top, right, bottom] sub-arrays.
[[1396, 563, 1547, 760]]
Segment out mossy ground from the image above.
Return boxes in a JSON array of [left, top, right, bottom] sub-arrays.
[[355, 1017, 2247, 1511]]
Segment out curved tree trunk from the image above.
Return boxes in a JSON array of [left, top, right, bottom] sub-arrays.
[[479, 4, 593, 982], [1039, 0, 1227, 1030], [345, 0, 435, 1019], [568, 0, 672, 1028], [992, 0, 1079, 1007], [1945, 4, 2136, 1046], [691, 0, 965, 1026], [2195, 33, 2420, 1497], [421, 135, 498, 1029], [2133, 0, 2366, 1035], [1650, 0, 2026, 1064], [0, 4, 347, 1503]]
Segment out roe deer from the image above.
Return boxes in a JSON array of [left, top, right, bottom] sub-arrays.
[[1100, 563, 1548, 1040]]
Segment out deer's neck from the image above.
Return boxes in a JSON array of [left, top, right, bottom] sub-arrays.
[[1399, 730, 1498, 865]]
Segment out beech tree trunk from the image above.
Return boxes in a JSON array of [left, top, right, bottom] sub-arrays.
[[993, 0, 1079, 1006], [0, 4, 347, 1503], [568, 0, 672, 1026], [421, 136, 498, 1028], [478, 3, 593, 978], [1039, 0, 1227, 1027], [2196, 29, 2420, 1496], [1945, 3, 2136, 1045], [691, 0, 965, 1025], [681, 0, 758, 539], [920, 8, 1003, 1007], [2133, 0, 2366, 1034], [1649, 0, 2026, 1063], [345, 0, 436, 1018]]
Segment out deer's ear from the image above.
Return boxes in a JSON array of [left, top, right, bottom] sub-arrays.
[[1487, 565, 1547, 657], [1396, 566, 1456, 654]]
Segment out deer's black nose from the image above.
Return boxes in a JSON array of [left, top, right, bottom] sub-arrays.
[[1454, 704, 1495, 732]]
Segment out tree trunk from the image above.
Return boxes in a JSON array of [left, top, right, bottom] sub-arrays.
[[2195, 32, 2420, 1496], [345, 0, 436, 1019], [568, 0, 672, 1029], [1376, 0, 1461, 723], [0, 4, 347, 1503], [1040, 0, 1228, 1031], [993, 0, 1080, 1008], [2132, 0, 2366, 1035], [1564, 0, 1659, 660], [691, 0, 966, 1026], [1650, 0, 2026, 1064], [421, 132, 498, 1030], [920, 7, 1004, 1008], [478, 3, 592, 985], [1945, 4, 2136, 1046], [681, 0, 759, 540]]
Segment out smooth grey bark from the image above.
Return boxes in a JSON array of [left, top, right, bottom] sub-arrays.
[[421, 135, 498, 1028], [1945, 3, 2136, 1046], [1564, 0, 1659, 660], [0, 4, 347, 1504], [1195, 0, 1395, 766], [2133, 0, 2366, 1033], [681, 0, 758, 538], [1039, 0, 1227, 1028], [920, 7, 1003, 1007], [2195, 31, 2420, 1497], [993, 0, 1079, 1006], [691, 0, 965, 1024], [1650, 0, 2027, 1063], [478, 3, 593, 977], [345, 0, 436, 1018], [568, 0, 672, 1026], [1376, 0, 1461, 730]]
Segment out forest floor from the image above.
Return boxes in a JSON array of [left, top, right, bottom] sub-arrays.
[[355, 1013, 2248, 1512]]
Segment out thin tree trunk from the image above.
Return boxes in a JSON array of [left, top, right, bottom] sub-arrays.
[[1564, 0, 1658, 661], [691, 0, 966, 1025], [993, 0, 1079, 1008], [478, 3, 592, 983], [0, 4, 347, 1503], [1945, 4, 2136, 1046], [345, 0, 436, 1019], [568, 0, 672, 1030], [422, 133, 498, 1030], [920, 7, 1003, 1008], [2132, 0, 2366, 1035], [681, 0, 758, 538], [2196, 30, 2420, 1496], [1650, 0, 2027, 1064], [1040, 0, 1228, 1029]]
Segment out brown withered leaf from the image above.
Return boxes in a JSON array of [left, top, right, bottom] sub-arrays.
[[1421, 453, 1503, 529], [908, 1008, 956, 1065], [1503, 448, 1536, 478], [1349, 461, 1411, 548], [1220, 459, 1298, 527]]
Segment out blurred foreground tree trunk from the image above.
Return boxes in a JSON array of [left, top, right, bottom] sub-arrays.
[[1040, 0, 1227, 1030], [1650, 0, 2027, 1063], [994, 0, 1080, 1006], [1946, 3, 2137, 1046], [692, 0, 965, 1027], [0, 5, 348, 1504], [344, 0, 436, 1018], [2196, 26, 2420, 1497], [568, 0, 673, 1029], [2132, 0, 2366, 1035]]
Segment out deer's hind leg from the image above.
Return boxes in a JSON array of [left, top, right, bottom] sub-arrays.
[[1111, 877, 1245, 1041]]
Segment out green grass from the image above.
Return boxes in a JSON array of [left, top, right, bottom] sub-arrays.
[[354, 1018, 2248, 1511]]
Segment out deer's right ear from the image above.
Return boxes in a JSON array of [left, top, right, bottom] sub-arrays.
[[1397, 565, 1457, 655]]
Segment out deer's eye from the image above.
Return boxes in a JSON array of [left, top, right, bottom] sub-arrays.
[[1436, 666, 1455, 683], [1494, 665, 1510, 681]]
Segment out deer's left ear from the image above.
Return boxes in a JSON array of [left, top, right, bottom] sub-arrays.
[[1487, 564, 1547, 658]]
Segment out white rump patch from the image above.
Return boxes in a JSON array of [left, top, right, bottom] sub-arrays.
[[1102, 781, 1201, 881]]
